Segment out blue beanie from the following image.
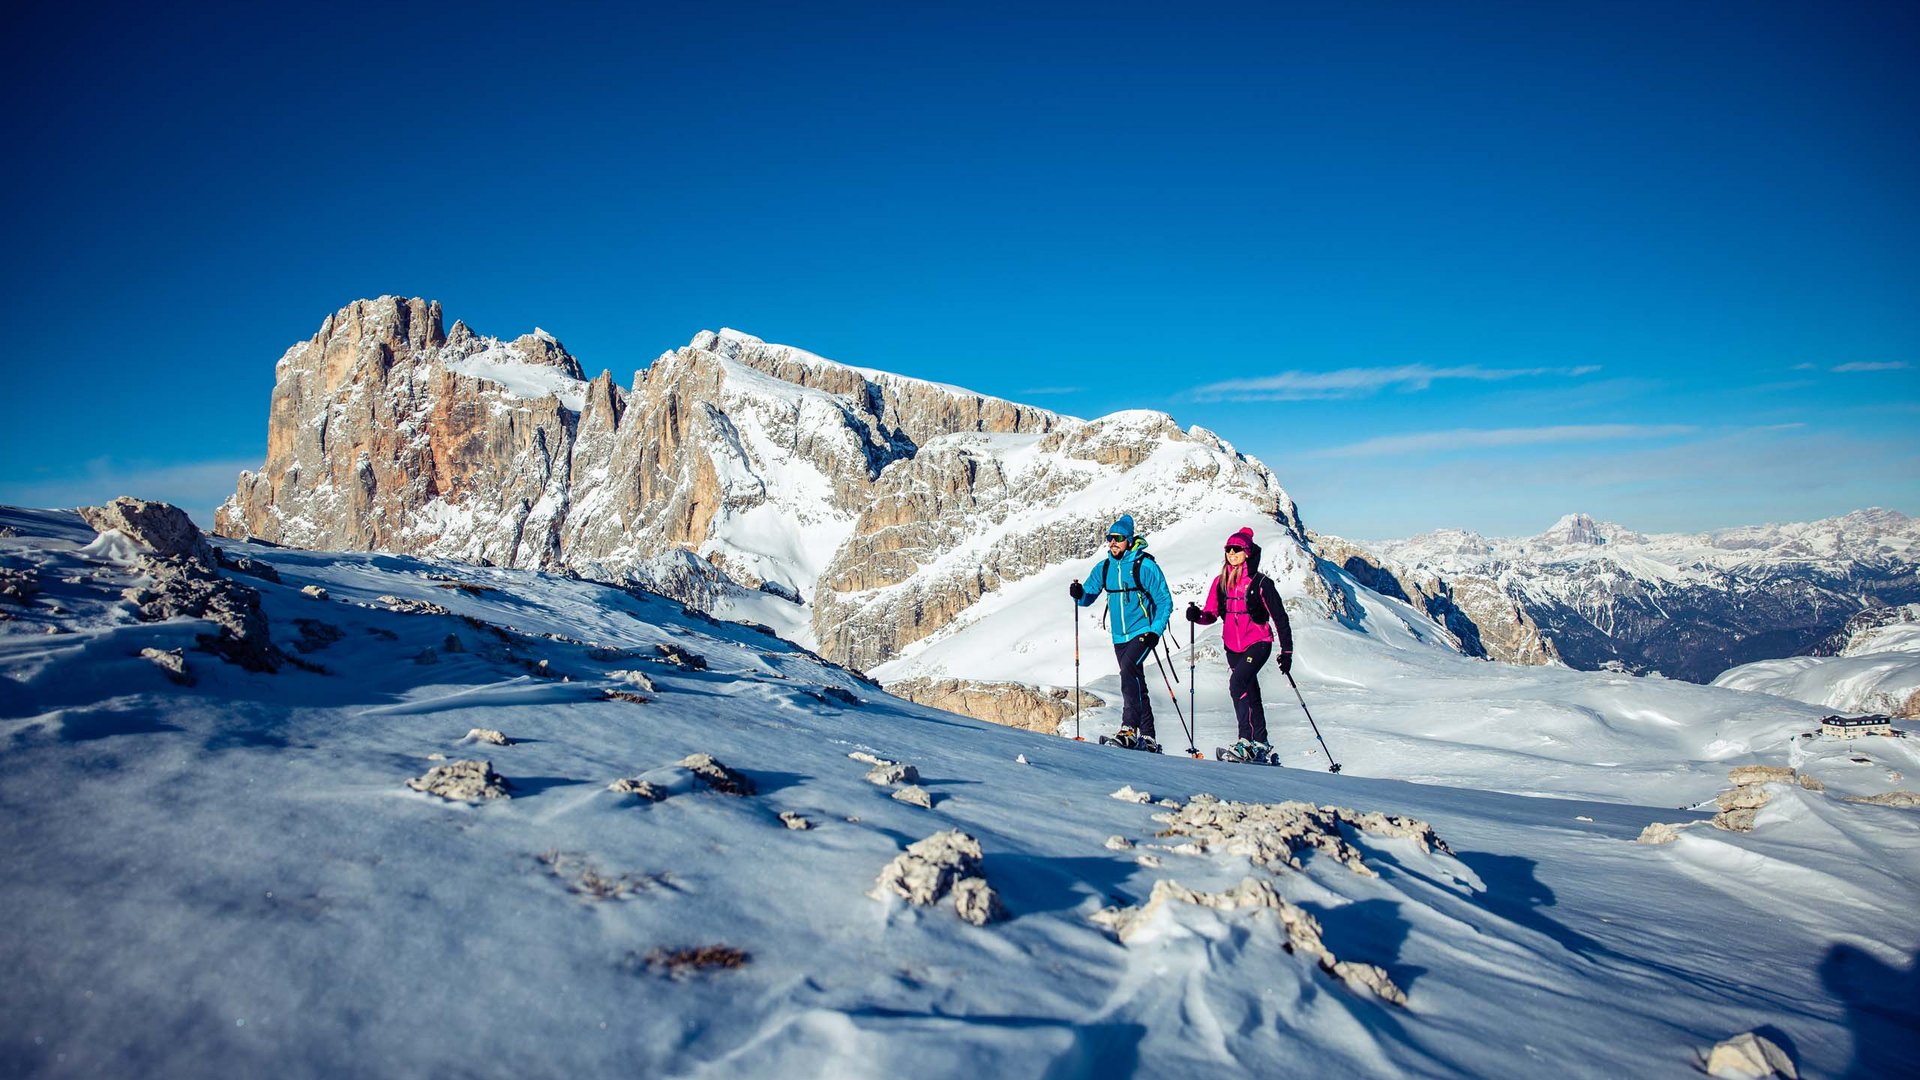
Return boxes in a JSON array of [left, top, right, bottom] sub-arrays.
[[1108, 514, 1136, 540]]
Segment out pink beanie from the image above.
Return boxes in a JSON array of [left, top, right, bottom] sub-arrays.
[[1226, 527, 1255, 550]]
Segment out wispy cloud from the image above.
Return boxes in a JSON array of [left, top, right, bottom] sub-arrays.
[[1831, 361, 1911, 374], [1308, 423, 1696, 459], [0, 457, 259, 528], [1186, 363, 1600, 402], [1016, 386, 1083, 396]]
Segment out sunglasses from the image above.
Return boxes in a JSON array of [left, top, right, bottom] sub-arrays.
[[1107, 534, 1129, 543], [1225, 546, 1247, 554]]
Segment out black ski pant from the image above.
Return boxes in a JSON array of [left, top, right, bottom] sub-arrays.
[[1113, 634, 1157, 737], [1227, 641, 1272, 743]]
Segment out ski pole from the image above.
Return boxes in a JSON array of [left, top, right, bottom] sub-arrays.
[[1150, 642, 1201, 758], [1072, 601, 1083, 740], [1285, 671, 1341, 773], [1187, 619, 1195, 742]]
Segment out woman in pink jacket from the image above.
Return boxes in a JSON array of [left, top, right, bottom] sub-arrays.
[[1185, 527, 1295, 763]]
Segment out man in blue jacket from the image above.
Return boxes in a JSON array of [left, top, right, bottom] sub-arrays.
[[1069, 514, 1173, 749]]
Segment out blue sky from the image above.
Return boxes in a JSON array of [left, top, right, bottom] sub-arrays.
[[2, 0, 1914, 538]]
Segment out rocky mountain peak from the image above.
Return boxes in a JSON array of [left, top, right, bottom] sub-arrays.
[[220, 301, 1316, 677], [1539, 513, 1640, 548]]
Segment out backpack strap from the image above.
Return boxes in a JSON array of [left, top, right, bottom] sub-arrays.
[[1132, 550, 1158, 621]]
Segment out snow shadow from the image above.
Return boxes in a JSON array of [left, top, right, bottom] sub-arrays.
[[736, 769, 810, 797], [1298, 897, 1426, 991], [1450, 851, 1623, 964], [980, 853, 1144, 916], [1818, 941, 1920, 1080], [501, 775, 595, 799]]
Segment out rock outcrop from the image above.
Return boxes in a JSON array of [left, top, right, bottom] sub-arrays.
[[883, 677, 1102, 733], [81, 497, 283, 672], [869, 830, 1004, 925], [1314, 534, 1561, 666], [217, 299, 1326, 675]]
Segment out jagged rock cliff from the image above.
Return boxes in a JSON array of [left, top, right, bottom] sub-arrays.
[[218, 298, 1322, 674], [1312, 534, 1562, 667]]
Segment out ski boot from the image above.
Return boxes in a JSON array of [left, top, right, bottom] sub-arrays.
[[1102, 728, 1163, 754]]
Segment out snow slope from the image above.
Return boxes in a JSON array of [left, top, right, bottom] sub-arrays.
[[2, 505, 1916, 1079], [1715, 605, 1920, 719]]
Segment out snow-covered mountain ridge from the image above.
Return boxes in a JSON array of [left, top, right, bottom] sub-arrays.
[[4, 502, 1915, 1078], [1357, 511, 1920, 683], [214, 298, 1457, 709]]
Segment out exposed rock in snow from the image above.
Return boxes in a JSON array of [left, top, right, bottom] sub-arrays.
[[865, 762, 919, 786], [869, 830, 1002, 924], [607, 777, 665, 801], [1090, 877, 1406, 1005], [851, 753, 920, 786], [655, 643, 706, 670], [1636, 821, 1699, 845], [0, 566, 40, 606], [79, 498, 214, 564], [884, 676, 1101, 734], [537, 851, 665, 901], [123, 554, 281, 672], [1152, 795, 1450, 878], [778, 810, 812, 830], [638, 944, 750, 977], [677, 753, 755, 795], [1727, 765, 1797, 787], [949, 877, 1006, 927], [1104, 835, 1134, 850], [464, 728, 510, 746], [890, 785, 934, 808], [1840, 790, 1920, 808], [407, 759, 509, 801], [300, 584, 329, 600], [609, 669, 657, 692], [216, 550, 280, 583], [1705, 1030, 1798, 1079], [139, 646, 192, 685], [1710, 766, 1823, 832], [376, 595, 452, 616], [1110, 785, 1152, 803]]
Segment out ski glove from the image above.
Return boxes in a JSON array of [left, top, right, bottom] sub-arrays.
[[1139, 631, 1160, 650], [1069, 581, 1084, 600], [1277, 651, 1293, 674], [1184, 602, 1203, 623]]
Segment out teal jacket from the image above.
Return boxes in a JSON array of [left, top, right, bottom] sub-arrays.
[[1076, 539, 1173, 644]]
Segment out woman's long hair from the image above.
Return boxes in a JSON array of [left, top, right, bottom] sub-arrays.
[[1218, 549, 1248, 608]]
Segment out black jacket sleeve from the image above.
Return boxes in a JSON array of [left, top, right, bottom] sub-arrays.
[[1260, 575, 1293, 653]]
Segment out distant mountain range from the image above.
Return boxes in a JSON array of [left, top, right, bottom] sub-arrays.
[[1352, 510, 1920, 682]]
